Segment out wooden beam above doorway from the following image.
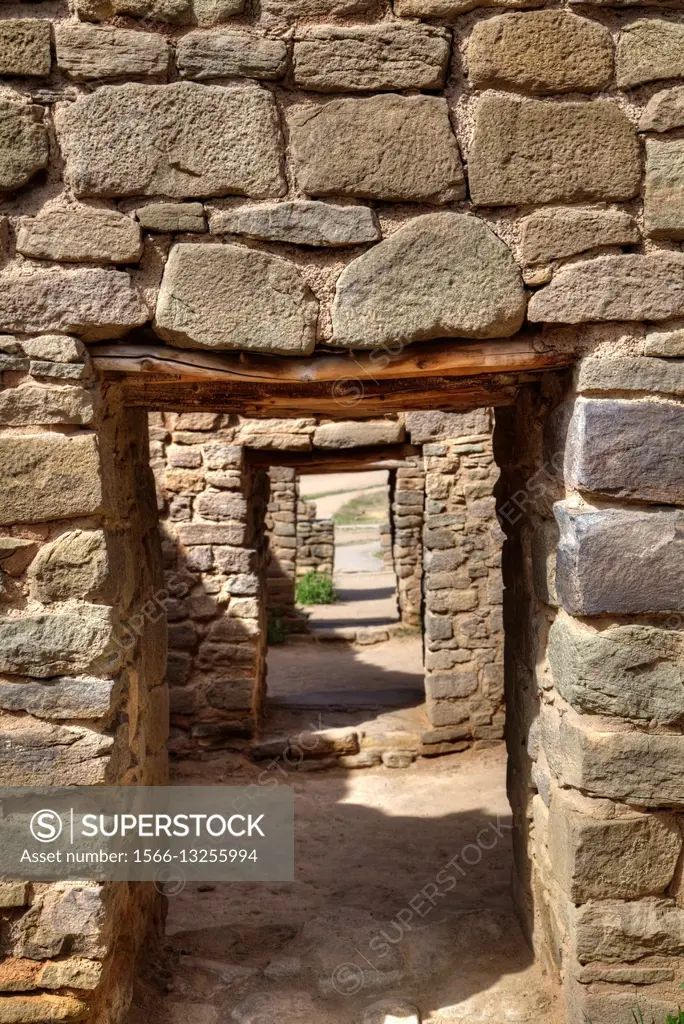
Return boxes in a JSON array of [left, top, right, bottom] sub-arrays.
[[90, 336, 572, 417]]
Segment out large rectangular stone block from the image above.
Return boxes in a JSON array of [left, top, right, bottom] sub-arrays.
[[0, 606, 118, 678], [548, 788, 681, 902], [645, 138, 684, 240], [0, 719, 113, 785], [555, 504, 684, 614], [548, 615, 684, 724], [0, 434, 102, 525], [0, 677, 114, 719], [576, 356, 684, 396], [55, 22, 170, 80], [572, 898, 684, 963], [565, 397, 684, 504], [177, 30, 287, 80], [469, 95, 640, 206], [0, 20, 51, 76], [288, 95, 465, 204], [541, 699, 684, 805], [55, 82, 285, 199]]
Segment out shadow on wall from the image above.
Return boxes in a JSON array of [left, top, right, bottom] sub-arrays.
[[126, 746, 553, 1024]]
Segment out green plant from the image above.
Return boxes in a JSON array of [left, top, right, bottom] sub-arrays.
[[266, 612, 289, 646], [630, 1007, 684, 1024], [296, 572, 337, 605]]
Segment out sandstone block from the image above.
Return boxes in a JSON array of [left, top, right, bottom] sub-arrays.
[[0, 994, 87, 1022], [0, 606, 117, 678], [425, 667, 478, 699], [573, 898, 684, 963], [548, 616, 684, 724], [0, 99, 48, 192], [528, 253, 684, 325], [0, 434, 102, 526], [263, 0, 374, 17], [331, 212, 525, 349], [19, 335, 85, 363], [17, 207, 142, 264], [55, 23, 169, 79], [0, 267, 147, 340], [196, 491, 247, 521], [550, 792, 681, 904], [209, 201, 379, 247], [154, 243, 317, 354], [555, 504, 684, 615], [313, 419, 403, 448], [136, 202, 205, 233], [541, 699, 684, 805], [576, 355, 684, 396], [74, 0, 244, 25], [565, 396, 684, 504], [617, 20, 684, 88], [0, 385, 93, 426], [293, 24, 450, 92], [0, 677, 114, 719], [0, 883, 27, 908], [645, 138, 684, 240], [56, 82, 285, 199], [395, 0, 544, 12], [469, 96, 640, 206], [39, 959, 103, 990], [0, 20, 51, 76], [406, 409, 490, 443], [426, 695, 469, 728], [28, 530, 110, 604], [468, 12, 613, 94], [520, 207, 638, 267], [288, 95, 465, 204], [641, 87, 684, 133], [177, 30, 287, 80]]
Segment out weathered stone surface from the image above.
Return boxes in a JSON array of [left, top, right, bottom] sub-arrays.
[[645, 138, 684, 240], [641, 87, 684, 133], [549, 790, 681, 902], [18, 884, 106, 958], [28, 531, 110, 604], [548, 616, 684, 723], [573, 898, 684, 963], [565, 397, 684, 504], [0, 883, 27, 908], [0, 20, 51, 76], [0, 384, 93, 426], [17, 207, 142, 264], [0, 434, 102, 526], [0, 606, 117, 678], [196, 491, 247, 520], [263, 0, 373, 16], [0, 994, 87, 1021], [406, 409, 491, 443], [0, 677, 114, 719], [56, 83, 285, 199], [136, 202, 205, 233], [19, 335, 85, 363], [554, 504, 684, 615], [645, 326, 684, 357], [313, 420, 404, 448], [541, 699, 684, 805], [0, 723, 111, 788], [520, 207, 638, 266], [577, 356, 684, 395], [469, 96, 640, 206], [617, 20, 684, 88], [74, 0, 244, 24], [396, 0, 544, 13], [154, 243, 317, 354], [331, 213, 525, 349], [39, 959, 103, 990], [0, 100, 48, 192], [209, 201, 379, 247], [0, 268, 147, 340], [293, 24, 450, 92], [528, 253, 684, 325], [55, 23, 169, 80], [177, 30, 287, 80], [288, 95, 465, 204], [468, 12, 613, 94]]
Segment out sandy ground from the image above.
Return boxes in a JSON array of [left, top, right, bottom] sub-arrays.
[[127, 743, 562, 1024], [299, 471, 388, 521]]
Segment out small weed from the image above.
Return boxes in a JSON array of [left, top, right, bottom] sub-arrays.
[[266, 613, 289, 646], [630, 1007, 684, 1024], [296, 572, 337, 605]]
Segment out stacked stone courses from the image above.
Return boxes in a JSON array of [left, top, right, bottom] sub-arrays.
[[3, 0, 684, 1022]]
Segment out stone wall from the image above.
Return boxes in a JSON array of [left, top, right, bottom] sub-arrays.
[[265, 466, 298, 622], [0, 340, 166, 1023], [390, 459, 425, 629], [295, 499, 335, 577]]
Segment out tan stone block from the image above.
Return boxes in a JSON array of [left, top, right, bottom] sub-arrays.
[[468, 12, 613, 94], [17, 207, 142, 264], [0, 606, 118, 678], [0, 994, 87, 1022], [0, 20, 51, 76], [641, 86, 684, 133], [136, 202, 205, 233], [313, 419, 403, 448], [74, 0, 243, 26], [0, 434, 102, 526], [0, 883, 27, 909], [154, 243, 317, 354], [0, 385, 94, 427], [55, 22, 169, 79], [396, 0, 544, 14], [28, 530, 110, 604], [520, 207, 638, 266], [263, 0, 373, 17], [645, 138, 684, 240], [572, 898, 684, 964], [38, 959, 102, 991], [208, 200, 379, 247], [293, 24, 450, 92], [0, 99, 48, 192], [177, 30, 287, 80], [617, 20, 684, 88], [288, 95, 465, 204], [55, 82, 285, 200], [469, 95, 640, 206], [0, 719, 113, 785]]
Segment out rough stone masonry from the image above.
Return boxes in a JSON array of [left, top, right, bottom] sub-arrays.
[[1, 0, 684, 1022]]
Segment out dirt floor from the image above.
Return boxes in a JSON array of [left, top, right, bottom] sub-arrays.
[[127, 738, 561, 1024]]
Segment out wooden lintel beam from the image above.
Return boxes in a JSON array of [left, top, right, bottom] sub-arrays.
[[245, 443, 421, 472]]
